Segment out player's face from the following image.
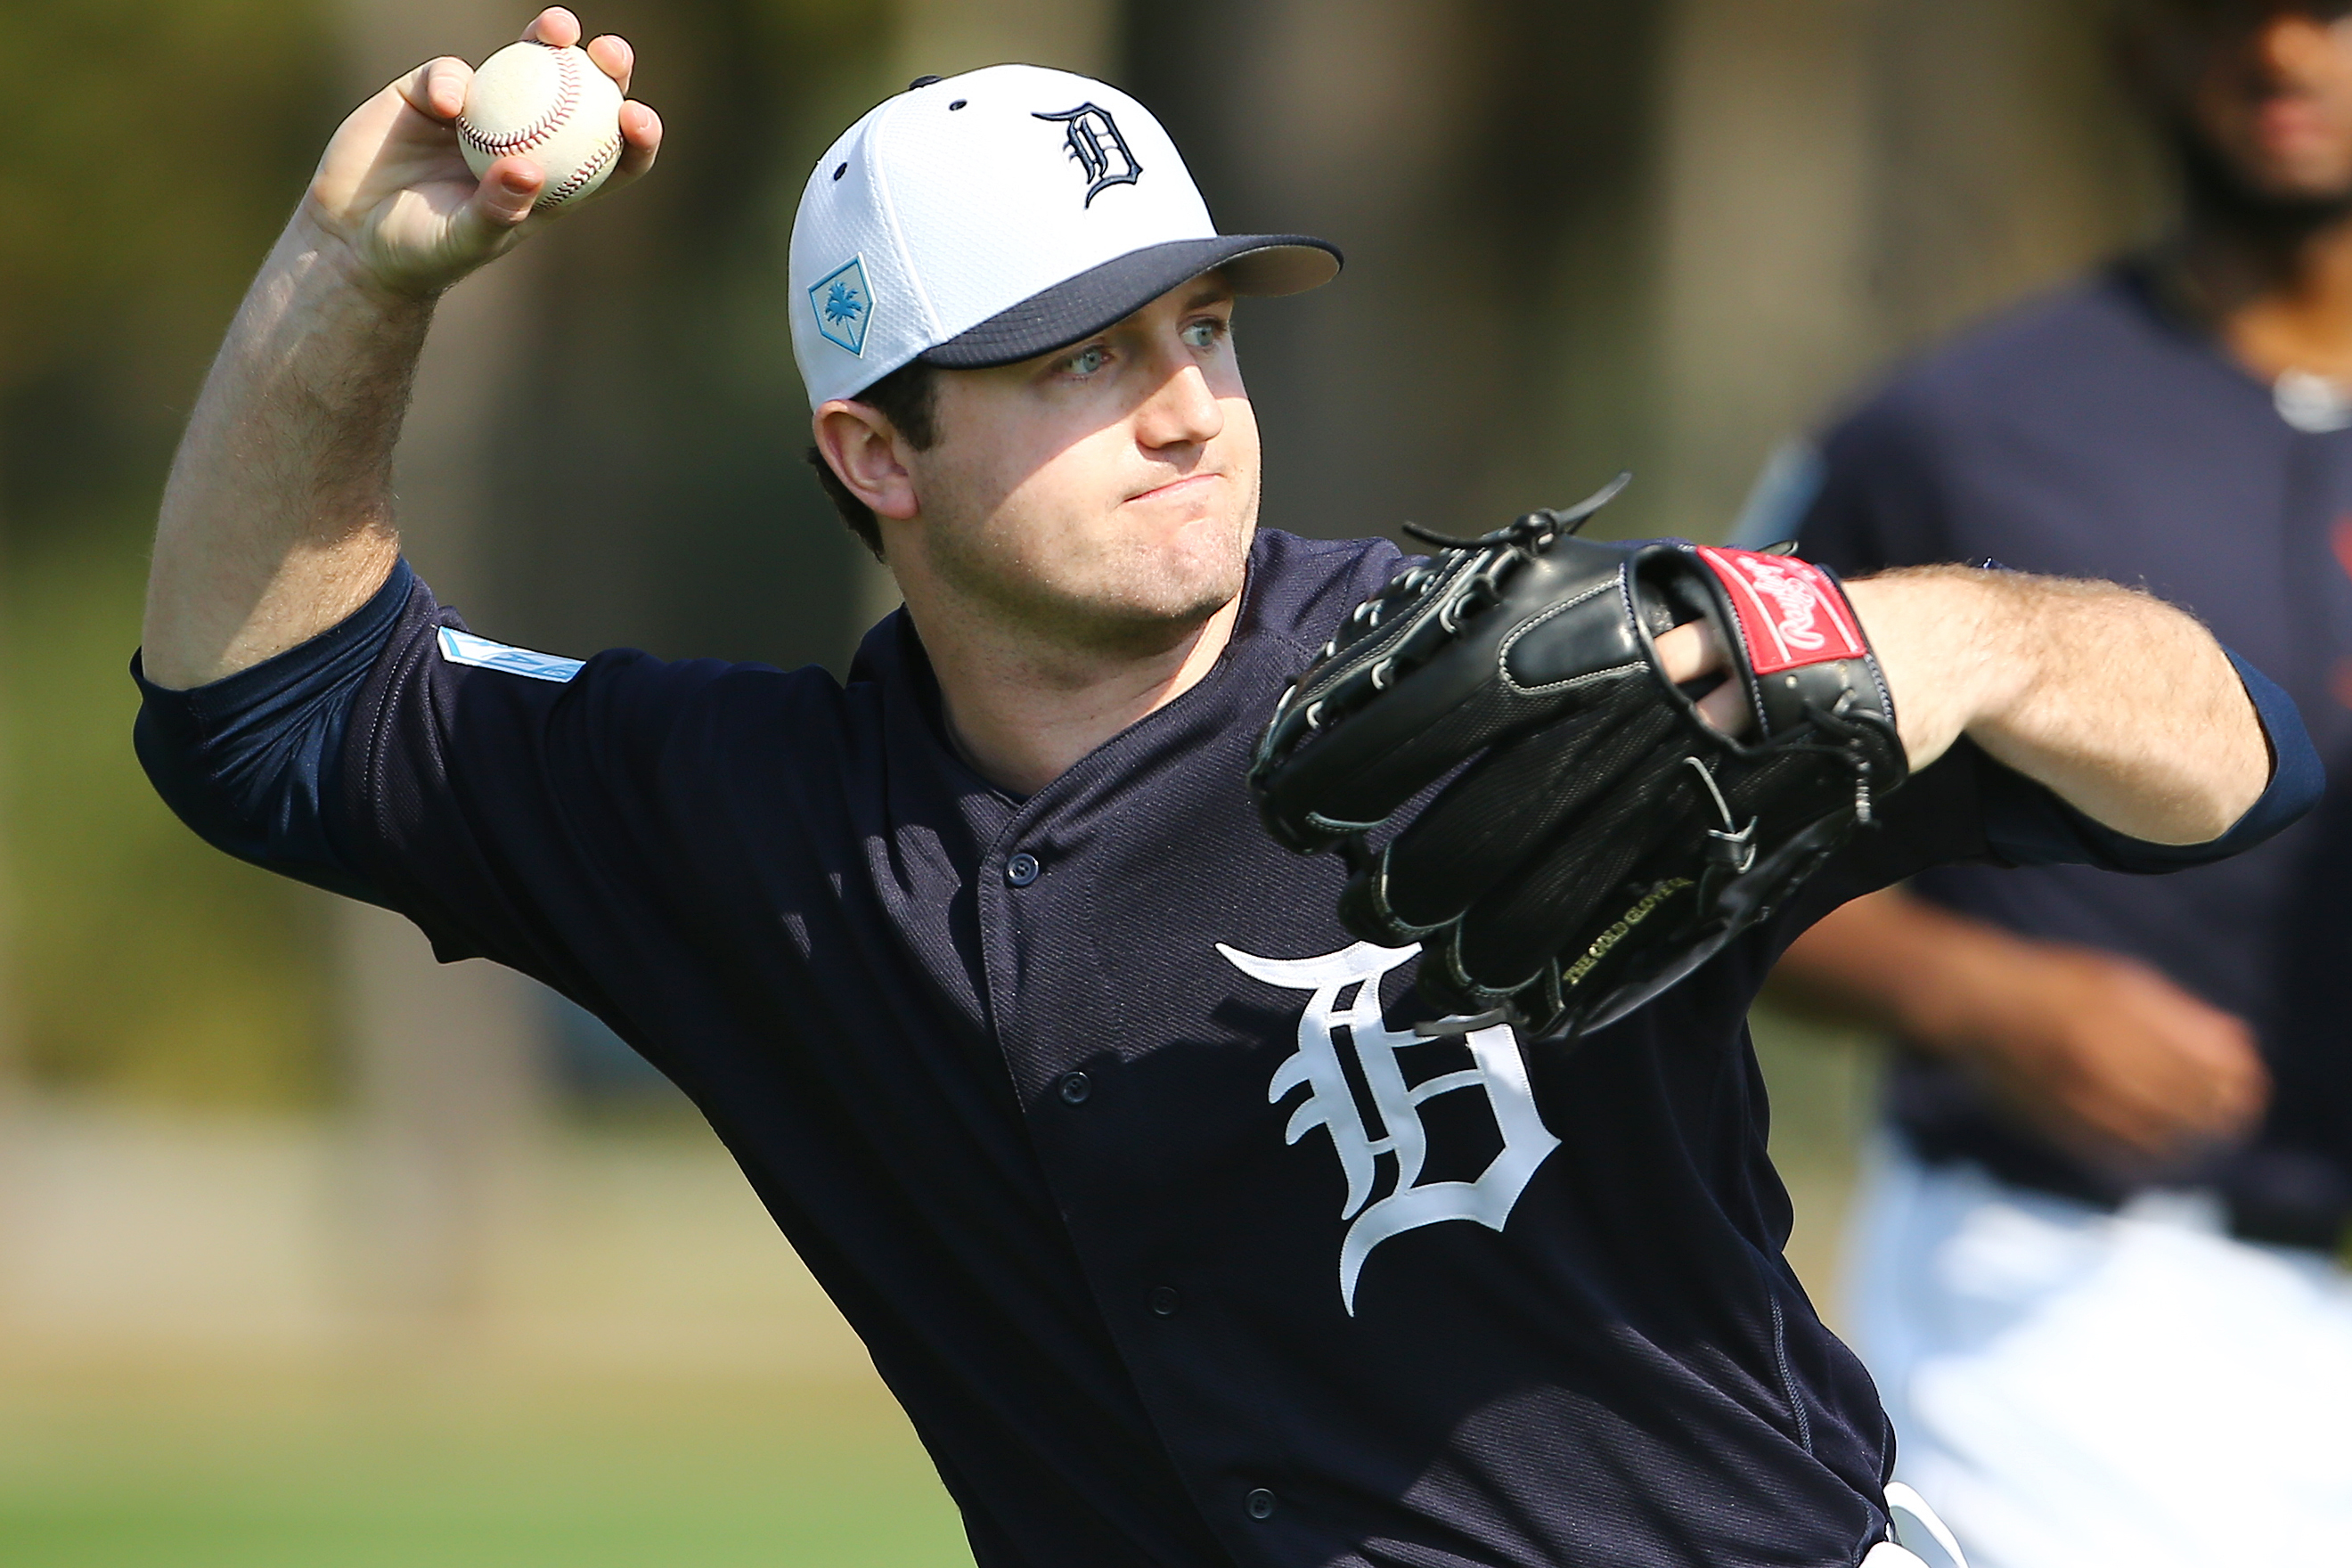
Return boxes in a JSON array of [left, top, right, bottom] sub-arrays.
[[2141, 1, 2352, 202], [904, 278, 1259, 653]]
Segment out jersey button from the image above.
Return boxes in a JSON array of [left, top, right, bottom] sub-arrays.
[[1148, 1285, 1181, 1318], [1058, 1071, 1091, 1106], [1006, 852, 1041, 886], [1245, 1488, 1277, 1521]]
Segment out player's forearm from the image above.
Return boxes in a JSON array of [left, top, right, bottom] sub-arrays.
[[1842, 566, 2267, 845], [142, 213, 427, 690]]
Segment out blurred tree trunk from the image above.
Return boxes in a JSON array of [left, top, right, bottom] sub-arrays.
[[1649, 0, 2160, 543], [0, 481, 20, 1309], [1866, 0, 2161, 350], [331, 0, 549, 1322], [1651, 0, 1878, 541], [1639, 0, 2165, 725]]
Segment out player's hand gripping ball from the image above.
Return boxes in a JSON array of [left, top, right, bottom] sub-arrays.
[[458, 39, 625, 210], [1249, 478, 1907, 1040]]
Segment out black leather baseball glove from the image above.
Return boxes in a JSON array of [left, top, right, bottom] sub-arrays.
[[1249, 477, 1907, 1040]]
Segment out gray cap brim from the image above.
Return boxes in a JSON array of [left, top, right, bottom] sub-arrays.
[[921, 235, 1342, 370]]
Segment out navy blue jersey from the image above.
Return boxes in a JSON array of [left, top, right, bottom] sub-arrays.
[[134, 527, 2315, 1567], [1795, 263, 2352, 1239]]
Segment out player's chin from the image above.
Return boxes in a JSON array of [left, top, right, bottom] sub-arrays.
[[1086, 538, 1246, 630], [1139, 518, 1249, 597]]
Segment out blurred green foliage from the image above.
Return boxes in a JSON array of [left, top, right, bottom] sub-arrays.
[[0, 0, 334, 419], [0, 0, 339, 1105], [5, 520, 333, 1104]]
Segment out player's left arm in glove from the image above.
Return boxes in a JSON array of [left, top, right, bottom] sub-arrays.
[[1662, 566, 2269, 841], [1252, 494, 2274, 1040], [1835, 565, 2268, 845]]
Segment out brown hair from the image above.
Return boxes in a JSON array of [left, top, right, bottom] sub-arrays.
[[805, 357, 942, 560]]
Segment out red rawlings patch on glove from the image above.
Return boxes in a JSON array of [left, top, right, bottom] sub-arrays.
[[1692, 547, 1867, 674]]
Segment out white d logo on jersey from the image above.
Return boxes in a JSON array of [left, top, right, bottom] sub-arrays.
[[1219, 941, 1562, 1314]]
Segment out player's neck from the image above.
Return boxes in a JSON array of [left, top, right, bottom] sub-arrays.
[[2168, 209, 2352, 382], [903, 587, 1243, 799]]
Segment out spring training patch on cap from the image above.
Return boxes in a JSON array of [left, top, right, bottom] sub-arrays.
[[809, 257, 873, 355]]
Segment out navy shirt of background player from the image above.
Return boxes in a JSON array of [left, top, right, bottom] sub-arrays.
[[1792, 262, 2352, 1247], [134, 527, 2316, 1568]]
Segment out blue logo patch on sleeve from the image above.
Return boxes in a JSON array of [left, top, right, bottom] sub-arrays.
[[436, 626, 585, 683], [810, 257, 873, 355]]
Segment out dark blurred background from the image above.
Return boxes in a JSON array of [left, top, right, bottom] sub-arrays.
[[0, 2, 2163, 1563]]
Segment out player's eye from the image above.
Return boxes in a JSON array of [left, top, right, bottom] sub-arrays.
[[1182, 316, 1229, 350], [1060, 344, 1109, 378]]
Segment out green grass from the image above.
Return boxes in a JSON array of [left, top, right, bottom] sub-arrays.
[[0, 1359, 973, 1567]]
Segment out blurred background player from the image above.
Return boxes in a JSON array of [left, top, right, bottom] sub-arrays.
[[1767, 3, 2352, 1564]]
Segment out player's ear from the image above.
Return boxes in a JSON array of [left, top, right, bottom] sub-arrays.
[[813, 400, 920, 521]]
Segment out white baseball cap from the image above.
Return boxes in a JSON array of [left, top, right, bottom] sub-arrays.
[[788, 64, 1342, 409]]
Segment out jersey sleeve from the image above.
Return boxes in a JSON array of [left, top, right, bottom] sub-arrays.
[[134, 559, 419, 908], [133, 559, 789, 1001]]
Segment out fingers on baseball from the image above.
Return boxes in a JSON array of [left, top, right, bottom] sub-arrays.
[[397, 56, 473, 122], [2212, 1047, 2272, 1134], [586, 33, 634, 94], [2039, 968, 2270, 1162], [477, 157, 546, 225], [525, 8, 583, 48], [616, 102, 663, 181]]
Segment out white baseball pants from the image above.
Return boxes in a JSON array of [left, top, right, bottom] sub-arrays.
[[1842, 1138, 2352, 1568]]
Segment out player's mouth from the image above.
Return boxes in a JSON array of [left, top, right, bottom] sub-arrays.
[[2250, 93, 2338, 160], [1125, 471, 1222, 505]]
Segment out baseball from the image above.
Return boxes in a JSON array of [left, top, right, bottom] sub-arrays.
[[457, 40, 625, 211]]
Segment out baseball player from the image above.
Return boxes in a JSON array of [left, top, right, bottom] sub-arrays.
[[1756, 4, 2352, 1564], [135, 10, 2314, 1566]]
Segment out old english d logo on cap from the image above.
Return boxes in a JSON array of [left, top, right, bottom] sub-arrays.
[[809, 257, 873, 355], [1033, 103, 1142, 207]]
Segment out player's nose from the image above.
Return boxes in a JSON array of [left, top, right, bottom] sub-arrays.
[[1133, 359, 1224, 452], [2251, 11, 2340, 86]]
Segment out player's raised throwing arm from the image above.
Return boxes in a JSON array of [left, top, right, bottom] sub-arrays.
[[1838, 564, 2271, 847], [140, 8, 659, 691]]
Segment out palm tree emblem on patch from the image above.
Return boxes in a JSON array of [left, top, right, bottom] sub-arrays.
[[808, 257, 875, 355]]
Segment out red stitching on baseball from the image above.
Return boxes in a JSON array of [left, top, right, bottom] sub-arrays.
[[456, 42, 581, 160], [538, 129, 622, 208]]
